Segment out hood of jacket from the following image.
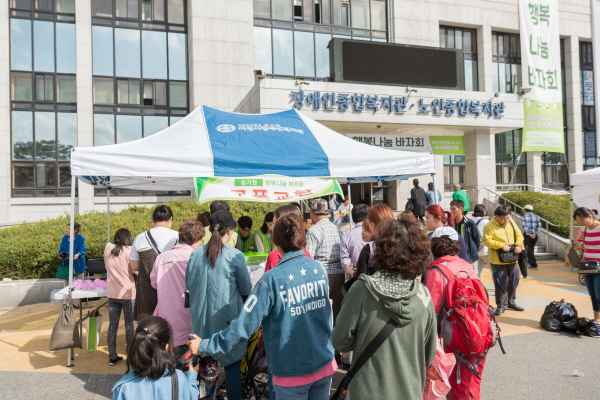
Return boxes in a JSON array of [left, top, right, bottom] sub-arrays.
[[360, 270, 431, 326]]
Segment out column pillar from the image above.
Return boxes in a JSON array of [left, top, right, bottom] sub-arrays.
[[75, 0, 95, 213], [564, 36, 583, 174], [477, 26, 493, 93], [526, 151, 543, 189], [0, 3, 10, 223], [464, 130, 496, 205]]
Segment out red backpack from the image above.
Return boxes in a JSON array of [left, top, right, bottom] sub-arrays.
[[433, 263, 505, 384]]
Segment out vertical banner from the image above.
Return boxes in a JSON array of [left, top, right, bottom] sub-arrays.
[[519, 0, 565, 153], [592, 0, 600, 157]]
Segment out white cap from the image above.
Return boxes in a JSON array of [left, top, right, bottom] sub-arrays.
[[431, 226, 459, 241], [524, 205, 534, 211]]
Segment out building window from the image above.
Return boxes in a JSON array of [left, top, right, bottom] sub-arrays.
[[91, 0, 188, 197], [580, 41, 596, 169], [439, 26, 478, 91], [9, 3, 76, 197], [443, 155, 465, 192], [495, 130, 527, 186], [254, 0, 388, 80], [492, 32, 521, 94]]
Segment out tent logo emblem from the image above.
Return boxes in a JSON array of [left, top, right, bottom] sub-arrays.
[[217, 124, 236, 133]]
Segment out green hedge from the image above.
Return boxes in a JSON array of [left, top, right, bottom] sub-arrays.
[[0, 199, 282, 280], [499, 191, 576, 239]]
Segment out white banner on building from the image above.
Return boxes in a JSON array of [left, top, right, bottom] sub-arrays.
[[519, 0, 565, 153], [592, 0, 600, 156]]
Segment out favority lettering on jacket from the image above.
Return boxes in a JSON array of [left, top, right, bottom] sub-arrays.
[[278, 270, 329, 315]]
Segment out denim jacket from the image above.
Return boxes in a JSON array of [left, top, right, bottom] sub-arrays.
[[112, 369, 199, 400], [200, 249, 335, 377], [59, 234, 86, 274]]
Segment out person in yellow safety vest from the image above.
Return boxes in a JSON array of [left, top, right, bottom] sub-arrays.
[[235, 216, 255, 253], [254, 212, 274, 253]]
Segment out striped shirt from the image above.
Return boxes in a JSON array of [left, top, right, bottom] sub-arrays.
[[576, 225, 600, 262]]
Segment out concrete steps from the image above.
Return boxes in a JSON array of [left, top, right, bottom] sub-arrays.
[[532, 246, 557, 261]]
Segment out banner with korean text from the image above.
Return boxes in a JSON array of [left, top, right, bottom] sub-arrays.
[[592, 0, 600, 156], [345, 134, 464, 155], [519, 0, 564, 153], [194, 176, 343, 204]]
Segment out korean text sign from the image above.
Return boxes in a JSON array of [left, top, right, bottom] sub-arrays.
[[345, 133, 464, 155], [194, 176, 343, 204], [519, 0, 565, 153]]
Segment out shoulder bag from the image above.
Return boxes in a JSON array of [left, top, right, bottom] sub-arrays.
[[171, 370, 179, 400], [576, 229, 600, 275], [495, 221, 519, 264], [330, 319, 398, 400]]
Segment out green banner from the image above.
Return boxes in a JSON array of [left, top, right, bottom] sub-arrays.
[[429, 136, 465, 155], [521, 99, 564, 152]]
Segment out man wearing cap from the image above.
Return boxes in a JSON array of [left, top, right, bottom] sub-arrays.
[[306, 198, 344, 324], [522, 205, 541, 270]]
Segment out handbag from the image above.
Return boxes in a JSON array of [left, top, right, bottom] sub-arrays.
[[49, 290, 81, 351], [495, 221, 520, 264], [330, 319, 398, 400], [577, 229, 600, 275], [56, 265, 71, 280], [406, 199, 415, 212]]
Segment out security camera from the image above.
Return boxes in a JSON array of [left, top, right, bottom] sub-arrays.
[[494, 92, 501, 97], [406, 86, 418, 93], [295, 79, 310, 86]]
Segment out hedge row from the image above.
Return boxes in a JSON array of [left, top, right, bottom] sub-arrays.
[[499, 191, 577, 239], [0, 199, 282, 280]]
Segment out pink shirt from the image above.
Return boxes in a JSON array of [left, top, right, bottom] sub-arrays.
[[264, 247, 312, 272], [104, 243, 135, 300], [577, 225, 600, 262], [150, 244, 194, 346], [272, 360, 337, 387]]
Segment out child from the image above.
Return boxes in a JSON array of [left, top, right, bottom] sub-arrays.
[[57, 221, 86, 285], [112, 316, 200, 400]]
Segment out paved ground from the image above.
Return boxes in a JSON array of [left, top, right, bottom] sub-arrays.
[[1, 259, 598, 399]]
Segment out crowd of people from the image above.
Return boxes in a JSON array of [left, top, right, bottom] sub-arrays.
[[55, 192, 600, 400]]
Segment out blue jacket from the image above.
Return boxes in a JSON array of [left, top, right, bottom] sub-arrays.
[[112, 369, 199, 400], [455, 217, 480, 263], [426, 190, 442, 206], [186, 245, 252, 367], [59, 234, 86, 274], [200, 249, 335, 378]]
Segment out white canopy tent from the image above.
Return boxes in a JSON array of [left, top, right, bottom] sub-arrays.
[[570, 167, 600, 240], [66, 106, 436, 362]]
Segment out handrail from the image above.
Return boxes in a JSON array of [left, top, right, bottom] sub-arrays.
[[492, 183, 569, 195], [480, 186, 568, 251]]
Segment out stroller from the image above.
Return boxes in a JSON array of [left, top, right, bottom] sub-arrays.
[[212, 329, 269, 400]]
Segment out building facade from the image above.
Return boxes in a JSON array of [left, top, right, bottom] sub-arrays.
[[0, 0, 593, 223]]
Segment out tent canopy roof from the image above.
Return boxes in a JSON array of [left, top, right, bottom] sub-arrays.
[[571, 167, 600, 212], [71, 106, 435, 190]]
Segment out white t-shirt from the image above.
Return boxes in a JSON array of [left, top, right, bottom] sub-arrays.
[[337, 203, 353, 215], [129, 227, 179, 261], [471, 217, 490, 256]]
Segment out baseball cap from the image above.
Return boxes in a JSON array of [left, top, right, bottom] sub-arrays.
[[310, 199, 329, 215], [431, 226, 459, 242], [524, 205, 534, 211], [208, 210, 237, 229]]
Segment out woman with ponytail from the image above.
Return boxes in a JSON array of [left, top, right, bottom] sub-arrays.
[[424, 204, 469, 263], [111, 316, 199, 400], [188, 213, 336, 400], [185, 210, 252, 400]]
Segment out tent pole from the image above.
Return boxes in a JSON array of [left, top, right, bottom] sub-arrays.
[[570, 188, 574, 271], [107, 188, 111, 243], [431, 173, 438, 205], [348, 181, 354, 230], [67, 177, 76, 367]]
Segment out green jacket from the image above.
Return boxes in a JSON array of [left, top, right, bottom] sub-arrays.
[[452, 189, 471, 212], [332, 271, 437, 400], [235, 229, 256, 253], [254, 229, 273, 253]]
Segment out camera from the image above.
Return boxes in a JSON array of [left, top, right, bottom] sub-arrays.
[[57, 252, 70, 261]]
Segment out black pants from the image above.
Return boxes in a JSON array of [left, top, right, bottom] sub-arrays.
[[491, 263, 520, 309], [524, 235, 538, 268]]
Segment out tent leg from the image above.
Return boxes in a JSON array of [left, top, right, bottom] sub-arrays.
[[67, 177, 76, 368], [107, 188, 111, 243], [570, 195, 574, 272], [348, 181, 354, 230], [431, 173, 438, 205]]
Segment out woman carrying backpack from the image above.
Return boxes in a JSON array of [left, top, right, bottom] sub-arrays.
[[426, 229, 486, 400], [332, 215, 436, 400]]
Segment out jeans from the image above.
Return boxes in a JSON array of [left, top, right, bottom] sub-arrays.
[[224, 360, 242, 400], [584, 274, 600, 312], [273, 375, 333, 400], [107, 298, 134, 359]]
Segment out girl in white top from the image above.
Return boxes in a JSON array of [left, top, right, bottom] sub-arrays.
[[470, 204, 490, 279]]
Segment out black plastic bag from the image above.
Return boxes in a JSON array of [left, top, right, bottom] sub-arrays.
[[561, 318, 579, 333], [577, 318, 600, 337], [539, 302, 562, 332], [554, 299, 578, 323]]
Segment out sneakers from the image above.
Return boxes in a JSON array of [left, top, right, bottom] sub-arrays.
[[529, 266, 538, 270], [508, 303, 525, 311], [109, 356, 124, 366]]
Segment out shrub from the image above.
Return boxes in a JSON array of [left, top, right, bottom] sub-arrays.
[[499, 191, 577, 239], [0, 199, 284, 280]]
